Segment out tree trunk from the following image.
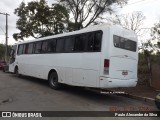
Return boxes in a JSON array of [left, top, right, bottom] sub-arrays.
[[144, 50, 152, 87]]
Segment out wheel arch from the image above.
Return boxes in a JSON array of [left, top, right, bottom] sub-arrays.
[[48, 69, 58, 81], [14, 65, 18, 73]]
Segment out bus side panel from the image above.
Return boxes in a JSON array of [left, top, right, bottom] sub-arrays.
[[65, 67, 73, 85], [83, 69, 98, 87], [52, 53, 101, 88], [47, 53, 101, 88], [72, 69, 98, 87], [17, 56, 26, 75], [9, 63, 15, 73], [99, 28, 110, 86], [18, 53, 101, 88]]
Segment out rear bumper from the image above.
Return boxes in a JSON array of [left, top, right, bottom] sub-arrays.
[[99, 77, 137, 88]]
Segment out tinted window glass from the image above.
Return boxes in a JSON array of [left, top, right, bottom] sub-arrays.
[[56, 38, 65, 52], [87, 33, 94, 51], [12, 45, 17, 56], [48, 39, 56, 53], [24, 44, 29, 54], [113, 35, 137, 52], [34, 42, 42, 54], [74, 31, 102, 52], [27, 43, 34, 54], [64, 36, 75, 52], [17, 44, 24, 55], [94, 31, 102, 51], [42, 41, 48, 53], [74, 34, 88, 52]]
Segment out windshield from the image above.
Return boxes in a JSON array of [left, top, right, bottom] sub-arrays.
[[12, 45, 17, 57], [113, 35, 137, 52]]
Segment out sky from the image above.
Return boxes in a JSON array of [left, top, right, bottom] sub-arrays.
[[0, 0, 160, 45]]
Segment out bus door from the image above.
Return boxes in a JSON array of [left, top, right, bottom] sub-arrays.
[[9, 45, 17, 73]]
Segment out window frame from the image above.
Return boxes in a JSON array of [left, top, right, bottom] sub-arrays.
[[113, 35, 137, 52], [41, 40, 48, 54], [17, 44, 24, 55], [33, 41, 43, 54], [16, 30, 103, 55], [56, 37, 65, 53], [74, 30, 103, 52], [63, 35, 75, 53], [27, 43, 34, 54], [47, 39, 57, 53]]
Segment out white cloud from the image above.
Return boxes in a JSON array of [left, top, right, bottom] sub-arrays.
[[119, 0, 160, 27]]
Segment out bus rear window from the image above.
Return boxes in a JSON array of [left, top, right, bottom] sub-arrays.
[[113, 35, 137, 52]]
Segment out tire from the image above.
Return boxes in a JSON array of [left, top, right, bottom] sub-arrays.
[[15, 67, 20, 77], [48, 72, 60, 90]]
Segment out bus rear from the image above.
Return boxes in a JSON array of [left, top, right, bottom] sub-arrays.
[[100, 26, 138, 88]]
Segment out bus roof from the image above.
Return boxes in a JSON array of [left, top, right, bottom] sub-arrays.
[[16, 24, 135, 45]]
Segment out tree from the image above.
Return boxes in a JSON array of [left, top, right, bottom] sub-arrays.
[[0, 44, 5, 60], [110, 11, 145, 34], [13, 0, 69, 40], [59, 0, 128, 31], [151, 22, 160, 52], [109, 12, 147, 53]]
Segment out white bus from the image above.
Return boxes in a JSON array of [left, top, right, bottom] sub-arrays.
[[9, 24, 138, 89]]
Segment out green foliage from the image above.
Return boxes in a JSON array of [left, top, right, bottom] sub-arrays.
[[14, 0, 128, 40], [13, 0, 69, 40], [150, 53, 160, 65], [59, 0, 128, 31], [0, 44, 5, 60], [138, 52, 160, 86], [138, 53, 150, 85], [138, 53, 149, 74]]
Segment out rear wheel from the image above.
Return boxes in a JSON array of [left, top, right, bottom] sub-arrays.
[[15, 67, 20, 77], [48, 72, 60, 90]]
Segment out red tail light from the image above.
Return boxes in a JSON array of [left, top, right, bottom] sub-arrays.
[[104, 59, 109, 75], [104, 59, 109, 67]]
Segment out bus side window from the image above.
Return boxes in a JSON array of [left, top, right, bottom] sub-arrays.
[[119, 37, 125, 48], [94, 31, 102, 51], [74, 34, 88, 52], [17, 44, 24, 55], [87, 32, 94, 51], [34, 42, 42, 54], [56, 38, 65, 53], [64, 36, 75, 52], [48, 39, 56, 53], [113, 35, 120, 47], [41, 41, 48, 53], [23, 44, 26, 54], [24, 44, 29, 54], [27, 43, 34, 54]]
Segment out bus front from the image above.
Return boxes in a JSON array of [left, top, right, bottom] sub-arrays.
[[9, 44, 17, 73], [100, 26, 138, 88]]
